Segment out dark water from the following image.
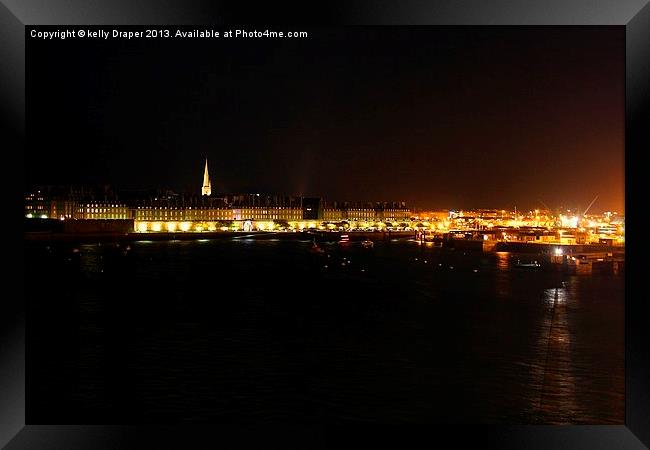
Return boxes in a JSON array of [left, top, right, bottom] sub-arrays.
[[25, 238, 624, 424]]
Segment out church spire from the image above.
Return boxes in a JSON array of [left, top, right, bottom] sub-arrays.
[[202, 158, 211, 196]]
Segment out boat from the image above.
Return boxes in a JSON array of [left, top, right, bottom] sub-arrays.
[[514, 259, 541, 268], [339, 234, 350, 245], [361, 239, 374, 248]]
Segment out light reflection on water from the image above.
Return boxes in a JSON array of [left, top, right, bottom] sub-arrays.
[[25, 239, 624, 424], [496, 251, 511, 271], [494, 251, 512, 298], [535, 285, 579, 423]]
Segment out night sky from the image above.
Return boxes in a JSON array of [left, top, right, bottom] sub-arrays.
[[27, 27, 624, 212]]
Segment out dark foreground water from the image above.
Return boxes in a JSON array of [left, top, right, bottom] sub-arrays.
[[25, 237, 624, 424]]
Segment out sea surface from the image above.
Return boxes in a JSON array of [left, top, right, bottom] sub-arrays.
[[25, 237, 624, 424]]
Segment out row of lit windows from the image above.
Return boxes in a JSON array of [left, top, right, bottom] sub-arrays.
[[135, 205, 305, 209], [137, 211, 233, 216], [25, 202, 407, 214], [136, 210, 303, 215], [136, 207, 303, 212], [236, 209, 303, 213], [85, 208, 128, 213], [137, 215, 303, 221], [85, 214, 129, 219]]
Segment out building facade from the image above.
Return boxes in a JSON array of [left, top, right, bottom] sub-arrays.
[[24, 160, 412, 232]]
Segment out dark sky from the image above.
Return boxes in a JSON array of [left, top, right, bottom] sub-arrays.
[[26, 26, 624, 212]]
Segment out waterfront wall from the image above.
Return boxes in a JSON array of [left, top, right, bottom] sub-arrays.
[[62, 219, 134, 234], [494, 241, 624, 254]]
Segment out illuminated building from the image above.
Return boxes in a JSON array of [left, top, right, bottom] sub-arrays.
[[414, 210, 450, 221], [301, 197, 322, 220], [322, 201, 410, 222], [201, 158, 212, 196], [323, 208, 343, 221], [76, 202, 131, 220], [24, 182, 625, 247], [50, 200, 76, 219], [25, 185, 128, 220], [25, 163, 415, 233], [25, 160, 414, 232], [131, 193, 309, 222], [24, 190, 49, 218]]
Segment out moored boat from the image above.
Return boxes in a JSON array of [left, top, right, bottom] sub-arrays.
[[361, 239, 374, 248], [514, 259, 541, 268]]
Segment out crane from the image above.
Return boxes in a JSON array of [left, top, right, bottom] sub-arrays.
[[582, 195, 599, 217]]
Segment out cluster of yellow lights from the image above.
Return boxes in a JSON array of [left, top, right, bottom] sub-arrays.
[[256, 221, 275, 231], [135, 221, 198, 232], [132, 218, 623, 240], [135, 220, 327, 232], [560, 215, 579, 228], [286, 221, 318, 230]]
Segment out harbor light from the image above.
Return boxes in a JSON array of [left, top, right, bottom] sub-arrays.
[[555, 248, 563, 256], [560, 215, 579, 228]]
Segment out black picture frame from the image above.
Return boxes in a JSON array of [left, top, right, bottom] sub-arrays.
[[2, 1, 648, 448]]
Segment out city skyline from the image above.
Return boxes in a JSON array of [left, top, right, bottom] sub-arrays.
[[25, 156, 622, 215], [27, 27, 624, 213]]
